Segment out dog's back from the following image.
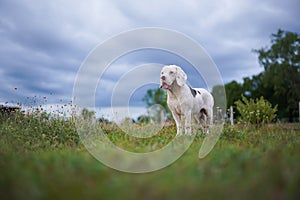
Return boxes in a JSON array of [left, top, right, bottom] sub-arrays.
[[194, 88, 214, 109]]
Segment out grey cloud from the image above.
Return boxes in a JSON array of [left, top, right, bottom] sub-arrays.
[[0, 0, 299, 110]]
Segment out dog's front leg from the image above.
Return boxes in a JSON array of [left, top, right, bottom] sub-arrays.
[[172, 111, 182, 136], [184, 110, 192, 135]]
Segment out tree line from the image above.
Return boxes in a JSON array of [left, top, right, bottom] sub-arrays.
[[222, 29, 299, 122]]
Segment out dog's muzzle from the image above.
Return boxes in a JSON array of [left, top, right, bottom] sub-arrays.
[[160, 82, 169, 90]]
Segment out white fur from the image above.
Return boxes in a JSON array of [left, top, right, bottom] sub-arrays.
[[160, 65, 214, 135]]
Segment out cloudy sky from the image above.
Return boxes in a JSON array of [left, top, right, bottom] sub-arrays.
[[0, 0, 299, 118]]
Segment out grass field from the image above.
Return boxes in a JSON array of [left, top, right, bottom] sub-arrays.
[[1, 112, 300, 200]]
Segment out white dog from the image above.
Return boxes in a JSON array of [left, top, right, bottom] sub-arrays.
[[160, 65, 214, 135]]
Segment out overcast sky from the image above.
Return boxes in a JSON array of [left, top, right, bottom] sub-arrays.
[[0, 0, 299, 118]]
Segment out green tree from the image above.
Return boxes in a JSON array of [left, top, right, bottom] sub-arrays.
[[224, 81, 243, 108], [143, 88, 167, 108], [142, 88, 171, 119], [253, 29, 300, 121], [211, 85, 227, 122], [242, 73, 264, 99], [80, 108, 95, 120]]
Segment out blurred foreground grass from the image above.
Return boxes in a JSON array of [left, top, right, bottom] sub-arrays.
[[1, 112, 300, 200]]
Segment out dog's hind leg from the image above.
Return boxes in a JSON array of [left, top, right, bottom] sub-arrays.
[[199, 109, 208, 133]]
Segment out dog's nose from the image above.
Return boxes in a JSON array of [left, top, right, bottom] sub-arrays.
[[161, 76, 166, 80]]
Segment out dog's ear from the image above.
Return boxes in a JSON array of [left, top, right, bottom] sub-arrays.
[[176, 67, 187, 87]]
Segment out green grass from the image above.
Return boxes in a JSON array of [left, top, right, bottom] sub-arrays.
[[1, 113, 300, 200]]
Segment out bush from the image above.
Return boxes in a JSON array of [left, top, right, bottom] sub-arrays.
[[235, 95, 277, 125]]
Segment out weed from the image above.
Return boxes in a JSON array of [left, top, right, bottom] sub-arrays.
[[1, 108, 300, 199]]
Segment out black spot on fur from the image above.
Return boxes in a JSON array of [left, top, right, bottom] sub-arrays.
[[189, 86, 197, 97], [200, 108, 207, 116]]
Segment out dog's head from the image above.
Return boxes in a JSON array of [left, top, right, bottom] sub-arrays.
[[160, 65, 187, 90]]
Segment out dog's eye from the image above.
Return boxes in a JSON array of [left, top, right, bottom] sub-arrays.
[[170, 71, 174, 74]]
